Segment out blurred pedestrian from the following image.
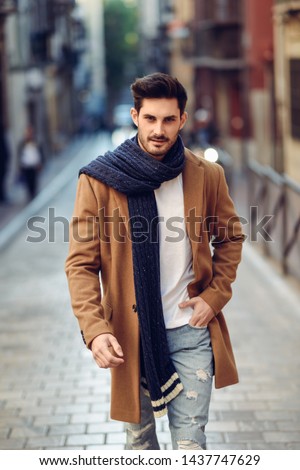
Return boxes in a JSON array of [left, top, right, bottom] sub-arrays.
[[65, 73, 245, 450], [0, 125, 10, 204], [18, 126, 44, 201]]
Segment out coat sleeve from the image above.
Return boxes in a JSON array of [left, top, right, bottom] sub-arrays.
[[65, 174, 113, 348], [199, 164, 245, 314]]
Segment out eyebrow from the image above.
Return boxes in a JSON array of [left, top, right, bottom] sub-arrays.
[[142, 113, 178, 119]]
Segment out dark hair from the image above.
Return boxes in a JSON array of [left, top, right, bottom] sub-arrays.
[[131, 72, 188, 115]]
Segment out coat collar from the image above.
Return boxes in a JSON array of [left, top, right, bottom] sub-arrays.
[[112, 148, 205, 241], [182, 148, 205, 260]]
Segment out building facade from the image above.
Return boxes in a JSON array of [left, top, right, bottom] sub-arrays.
[[1, 0, 99, 197], [274, 0, 300, 182]]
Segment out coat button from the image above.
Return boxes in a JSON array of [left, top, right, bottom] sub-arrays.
[[132, 304, 137, 313]]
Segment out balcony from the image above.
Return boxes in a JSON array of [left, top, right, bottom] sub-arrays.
[[0, 0, 17, 16], [53, 0, 76, 16], [182, 23, 245, 70], [196, 0, 244, 28]]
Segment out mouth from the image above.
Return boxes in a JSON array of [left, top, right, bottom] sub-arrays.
[[150, 138, 168, 144]]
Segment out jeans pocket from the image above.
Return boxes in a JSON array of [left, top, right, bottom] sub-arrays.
[[187, 323, 208, 330]]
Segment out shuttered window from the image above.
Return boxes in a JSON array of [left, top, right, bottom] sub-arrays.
[[290, 59, 300, 139]]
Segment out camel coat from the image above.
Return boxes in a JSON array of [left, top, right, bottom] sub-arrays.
[[65, 148, 245, 423]]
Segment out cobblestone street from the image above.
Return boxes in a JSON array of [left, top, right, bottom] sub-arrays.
[[1, 133, 300, 450]]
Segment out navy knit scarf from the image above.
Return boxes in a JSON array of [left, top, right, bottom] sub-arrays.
[[79, 135, 185, 417]]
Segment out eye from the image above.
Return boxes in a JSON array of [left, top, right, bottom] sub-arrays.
[[165, 117, 176, 123]]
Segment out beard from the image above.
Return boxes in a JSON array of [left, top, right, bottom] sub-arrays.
[[137, 133, 177, 159]]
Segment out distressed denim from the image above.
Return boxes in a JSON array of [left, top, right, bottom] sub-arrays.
[[125, 324, 214, 450]]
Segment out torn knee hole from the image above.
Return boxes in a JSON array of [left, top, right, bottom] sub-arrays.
[[177, 439, 204, 450]]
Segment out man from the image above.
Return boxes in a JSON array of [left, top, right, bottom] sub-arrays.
[[65, 73, 244, 450], [18, 126, 44, 201]]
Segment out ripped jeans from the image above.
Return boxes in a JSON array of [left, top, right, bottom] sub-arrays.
[[125, 324, 214, 450]]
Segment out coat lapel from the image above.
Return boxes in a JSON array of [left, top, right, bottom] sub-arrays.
[[112, 189, 130, 231], [182, 149, 205, 261]]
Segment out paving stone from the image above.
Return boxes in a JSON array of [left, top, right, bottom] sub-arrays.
[[26, 436, 66, 449], [88, 444, 125, 449], [0, 416, 33, 427], [87, 422, 125, 434], [46, 446, 85, 450], [225, 432, 264, 443], [0, 428, 9, 439], [237, 420, 277, 431], [247, 442, 286, 450], [206, 432, 225, 443], [70, 413, 107, 424], [219, 411, 256, 421], [277, 421, 300, 431], [209, 402, 233, 411], [0, 438, 26, 450], [254, 410, 300, 421], [18, 406, 54, 417], [33, 415, 70, 426], [106, 432, 126, 444], [206, 421, 239, 432], [206, 443, 249, 450], [232, 401, 268, 411], [40, 397, 74, 406], [10, 425, 48, 439], [263, 431, 300, 443], [54, 404, 89, 415], [74, 395, 104, 405], [49, 424, 86, 436], [0, 391, 24, 400], [212, 391, 247, 402], [267, 400, 300, 411], [66, 434, 105, 446], [4, 398, 39, 409], [90, 402, 111, 412]]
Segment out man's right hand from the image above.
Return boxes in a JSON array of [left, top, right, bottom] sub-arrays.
[[91, 334, 124, 369]]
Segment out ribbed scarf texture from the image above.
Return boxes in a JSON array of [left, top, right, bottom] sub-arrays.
[[79, 135, 185, 417]]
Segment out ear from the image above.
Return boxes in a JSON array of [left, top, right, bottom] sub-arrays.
[[130, 108, 139, 127], [179, 111, 188, 130]]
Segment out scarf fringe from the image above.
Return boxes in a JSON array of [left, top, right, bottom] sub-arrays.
[[142, 373, 184, 418]]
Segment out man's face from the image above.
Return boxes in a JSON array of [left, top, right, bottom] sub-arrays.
[[130, 98, 187, 160]]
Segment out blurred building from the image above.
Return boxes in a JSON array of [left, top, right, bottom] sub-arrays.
[[167, 0, 194, 135], [187, 0, 246, 165], [76, 0, 106, 132], [243, 0, 274, 170], [1, 0, 90, 195], [138, 0, 248, 165], [138, 0, 172, 74], [274, 0, 300, 183], [0, 1, 17, 130]]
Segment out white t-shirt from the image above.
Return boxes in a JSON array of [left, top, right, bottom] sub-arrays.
[[154, 174, 194, 329]]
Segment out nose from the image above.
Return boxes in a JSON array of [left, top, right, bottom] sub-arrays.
[[153, 121, 164, 136]]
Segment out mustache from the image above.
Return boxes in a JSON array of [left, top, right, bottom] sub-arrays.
[[149, 136, 169, 142]]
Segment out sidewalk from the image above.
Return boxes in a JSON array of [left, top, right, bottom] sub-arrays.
[[0, 139, 300, 450], [0, 132, 111, 251]]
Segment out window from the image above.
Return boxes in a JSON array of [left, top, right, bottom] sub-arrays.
[[290, 59, 300, 139]]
